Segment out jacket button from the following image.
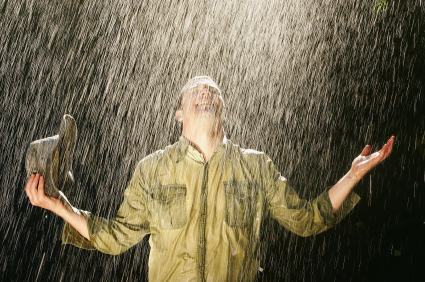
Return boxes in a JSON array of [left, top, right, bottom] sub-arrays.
[[200, 240, 204, 245], [199, 267, 204, 271], [201, 214, 206, 219]]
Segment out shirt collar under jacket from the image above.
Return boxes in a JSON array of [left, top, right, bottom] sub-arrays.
[[175, 135, 229, 164]]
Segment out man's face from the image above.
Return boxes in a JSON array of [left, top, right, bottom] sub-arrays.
[[177, 78, 225, 123]]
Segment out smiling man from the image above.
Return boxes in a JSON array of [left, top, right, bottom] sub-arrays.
[[25, 76, 394, 281]]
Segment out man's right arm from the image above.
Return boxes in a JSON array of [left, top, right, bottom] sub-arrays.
[[24, 173, 90, 240]]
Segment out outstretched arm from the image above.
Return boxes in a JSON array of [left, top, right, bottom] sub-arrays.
[[24, 173, 90, 240], [328, 136, 395, 213]]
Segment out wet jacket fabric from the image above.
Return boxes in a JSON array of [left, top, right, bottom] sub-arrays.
[[62, 136, 360, 281]]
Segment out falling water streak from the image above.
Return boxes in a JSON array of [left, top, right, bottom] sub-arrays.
[[369, 174, 372, 206], [35, 252, 45, 282]]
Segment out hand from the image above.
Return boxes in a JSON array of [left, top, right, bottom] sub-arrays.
[[24, 173, 65, 215], [349, 136, 395, 181]]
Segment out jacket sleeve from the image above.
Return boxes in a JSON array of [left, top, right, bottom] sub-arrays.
[[264, 155, 360, 237], [62, 162, 150, 255]]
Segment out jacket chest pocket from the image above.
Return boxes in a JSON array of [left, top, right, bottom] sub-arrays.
[[224, 181, 258, 228], [150, 185, 187, 230]]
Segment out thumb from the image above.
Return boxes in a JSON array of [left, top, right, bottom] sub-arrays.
[[361, 145, 371, 156]]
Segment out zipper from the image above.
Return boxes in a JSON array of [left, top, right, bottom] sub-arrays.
[[196, 163, 209, 282]]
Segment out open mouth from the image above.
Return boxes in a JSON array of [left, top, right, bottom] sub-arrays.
[[197, 101, 213, 106], [196, 99, 215, 106], [195, 101, 217, 113]]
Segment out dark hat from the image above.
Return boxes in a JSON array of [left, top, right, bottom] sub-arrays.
[[25, 114, 77, 199]]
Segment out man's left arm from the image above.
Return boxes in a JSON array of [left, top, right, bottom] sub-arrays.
[[328, 136, 395, 213]]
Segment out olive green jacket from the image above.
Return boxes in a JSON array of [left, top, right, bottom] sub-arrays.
[[62, 136, 360, 281]]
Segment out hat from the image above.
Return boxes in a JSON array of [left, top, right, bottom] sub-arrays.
[[25, 114, 77, 200]]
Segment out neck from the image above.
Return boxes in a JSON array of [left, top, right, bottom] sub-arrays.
[[182, 120, 224, 162]]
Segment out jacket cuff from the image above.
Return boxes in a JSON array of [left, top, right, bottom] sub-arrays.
[[61, 210, 98, 250], [317, 187, 361, 227]]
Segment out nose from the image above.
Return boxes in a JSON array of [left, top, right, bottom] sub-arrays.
[[199, 88, 211, 98]]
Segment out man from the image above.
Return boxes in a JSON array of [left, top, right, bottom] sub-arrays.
[[25, 76, 395, 281]]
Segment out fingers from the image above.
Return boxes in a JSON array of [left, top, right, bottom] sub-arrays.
[[29, 174, 40, 201], [364, 136, 395, 159], [25, 174, 63, 214], [353, 136, 395, 178], [361, 145, 371, 156], [370, 136, 395, 166], [386, 136, 395, 154], [380, 136, 395, 158], [24, 174, 35, 194], [25, 173, 47, 207], [26, 173, 38, 205], [37, 175, 45, 198]]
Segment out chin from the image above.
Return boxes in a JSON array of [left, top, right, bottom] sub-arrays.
[[196, 108, 217, 115]]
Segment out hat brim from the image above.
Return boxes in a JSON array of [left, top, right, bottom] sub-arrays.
[[25, 114, 77, 199]]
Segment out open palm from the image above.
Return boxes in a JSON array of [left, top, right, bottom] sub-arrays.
[[350, 136, 395, 181]]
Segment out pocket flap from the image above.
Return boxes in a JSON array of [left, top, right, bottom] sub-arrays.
[[224, 181, 258, 199], [151, 185, 186, 203]]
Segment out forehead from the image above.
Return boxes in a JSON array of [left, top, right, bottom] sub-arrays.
[[185, 78, 220, 92]]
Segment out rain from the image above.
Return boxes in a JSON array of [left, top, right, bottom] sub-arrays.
[[1, 0, 424, 281]]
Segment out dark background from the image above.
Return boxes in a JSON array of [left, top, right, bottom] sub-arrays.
[[1, 0, 424, 281]]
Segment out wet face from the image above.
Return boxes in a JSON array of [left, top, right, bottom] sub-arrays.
[[176, 78, 225, 124]]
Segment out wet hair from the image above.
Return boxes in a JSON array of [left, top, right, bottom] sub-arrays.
[[178, 76, 222, 109]]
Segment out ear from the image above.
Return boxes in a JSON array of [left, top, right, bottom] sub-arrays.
[[221, 109, 226, 122], [176, 110, 183, 122]]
